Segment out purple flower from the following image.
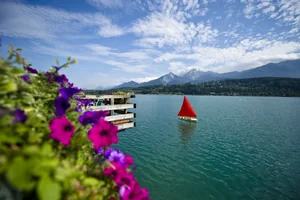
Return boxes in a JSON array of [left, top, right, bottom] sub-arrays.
[[78, 110, 108, 126], [21, 75, 30, 83], [75, 104, 82, 112], [25, 66, 38, 74], [104, 148, 113, 158], [83, 99, 92, 107], [59, 87, 82, 99], [49, 115, 75, 146], [106, 149, 125, 164], [54, 74, 68, 87], [54, 96, 70, 116], [12, 108, 27, 123], [97, 147, 104, 155], [68, 82, 74, 88]]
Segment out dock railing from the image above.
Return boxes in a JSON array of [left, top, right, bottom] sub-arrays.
[[77, 94, 136, 131]]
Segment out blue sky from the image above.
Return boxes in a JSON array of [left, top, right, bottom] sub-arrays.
[[0, 0, 299, 88]]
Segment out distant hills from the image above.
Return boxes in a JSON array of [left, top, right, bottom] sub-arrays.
[[111, 59, 300, 89], [84, 77, 300, 97]]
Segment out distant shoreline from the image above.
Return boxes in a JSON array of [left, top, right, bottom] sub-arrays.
[[85, 77, 300, 98], [133, 94, 300, 98]]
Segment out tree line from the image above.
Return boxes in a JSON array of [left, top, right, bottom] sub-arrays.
[[84, 77, 300, 97]]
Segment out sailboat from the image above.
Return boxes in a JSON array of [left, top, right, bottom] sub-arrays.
[[177, 96, 198, 122]]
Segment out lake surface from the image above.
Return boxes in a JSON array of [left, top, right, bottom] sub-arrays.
[[114, 95, 300, 200]]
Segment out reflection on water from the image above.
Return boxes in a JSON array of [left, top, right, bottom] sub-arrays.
[[178, 121, 197, 144]]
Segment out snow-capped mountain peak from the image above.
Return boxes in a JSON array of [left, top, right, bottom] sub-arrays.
[[162, 72, 176, 83]]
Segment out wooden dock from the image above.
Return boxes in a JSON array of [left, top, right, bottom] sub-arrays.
[[77, 94, 136, 131]]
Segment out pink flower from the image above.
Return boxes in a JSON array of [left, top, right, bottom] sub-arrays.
[[87, 119, 118, 149], [124, 155, 134, 167], [115, 172, 136, 189], [49, 115, 75, 146], [121, 183, 150, 200], [103, 162, 127, 181]]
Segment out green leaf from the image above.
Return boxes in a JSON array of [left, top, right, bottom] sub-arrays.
[[37, 175, 61, 200], [16, 48, 22, 52], [6, 157, 36, 190], [49, 67, 56, 73], [55, 59, 59, 65], [67, 56, 71, 61], [10, 67, 25, 75], [40, 143, 53, 156], [23, 145, 40, 155], [0, 80, 18, 94], [83, 177, 104, 188]]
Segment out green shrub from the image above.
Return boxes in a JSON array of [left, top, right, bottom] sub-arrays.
[[0, 46, 149, 200]]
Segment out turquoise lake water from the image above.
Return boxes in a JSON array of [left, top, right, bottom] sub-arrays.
[[114, 95, 300, 200]]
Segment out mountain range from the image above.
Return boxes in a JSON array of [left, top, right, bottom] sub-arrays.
[[102, 59, 300, 89]]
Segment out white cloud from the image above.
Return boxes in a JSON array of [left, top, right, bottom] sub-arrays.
[[131, 12, 218, 48], [86, 44, 113, 55], [288, 27, 299, 34], [257, 1, 271, 10], [243, 3, 256, 19], [262, 5, 276, 14], [98, 22, 125, 37], [155, 39, 300, 73]]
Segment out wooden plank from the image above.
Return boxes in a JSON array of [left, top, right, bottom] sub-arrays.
[[105, 113, 135, 122], [113, 119, 130, 125], [88, 104, 135, 111], [117, 122, 135, 130]]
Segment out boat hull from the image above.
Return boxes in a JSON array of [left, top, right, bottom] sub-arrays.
[[179, 117, 198, 123]]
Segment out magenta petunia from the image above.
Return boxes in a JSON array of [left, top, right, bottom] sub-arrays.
[[49, 115, 75, 146], [87, 119, 118, 149], [121, 183, 151, 200], [115, 172, 136, 189], [103, 162, 127, 181], [121, 183, 141, 200], [124, 155, 134, 167]]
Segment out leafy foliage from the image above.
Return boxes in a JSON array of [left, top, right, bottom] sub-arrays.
[[0, 47, 149, 200]]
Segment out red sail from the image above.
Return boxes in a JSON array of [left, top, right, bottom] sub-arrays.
[[177, 96, 197, 118]]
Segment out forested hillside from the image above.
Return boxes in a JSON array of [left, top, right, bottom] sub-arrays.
[[85, 77, 300, 97]]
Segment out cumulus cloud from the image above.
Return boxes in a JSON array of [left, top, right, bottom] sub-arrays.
[[156, 39, 300, 73], [131, 12, 218, 48]]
